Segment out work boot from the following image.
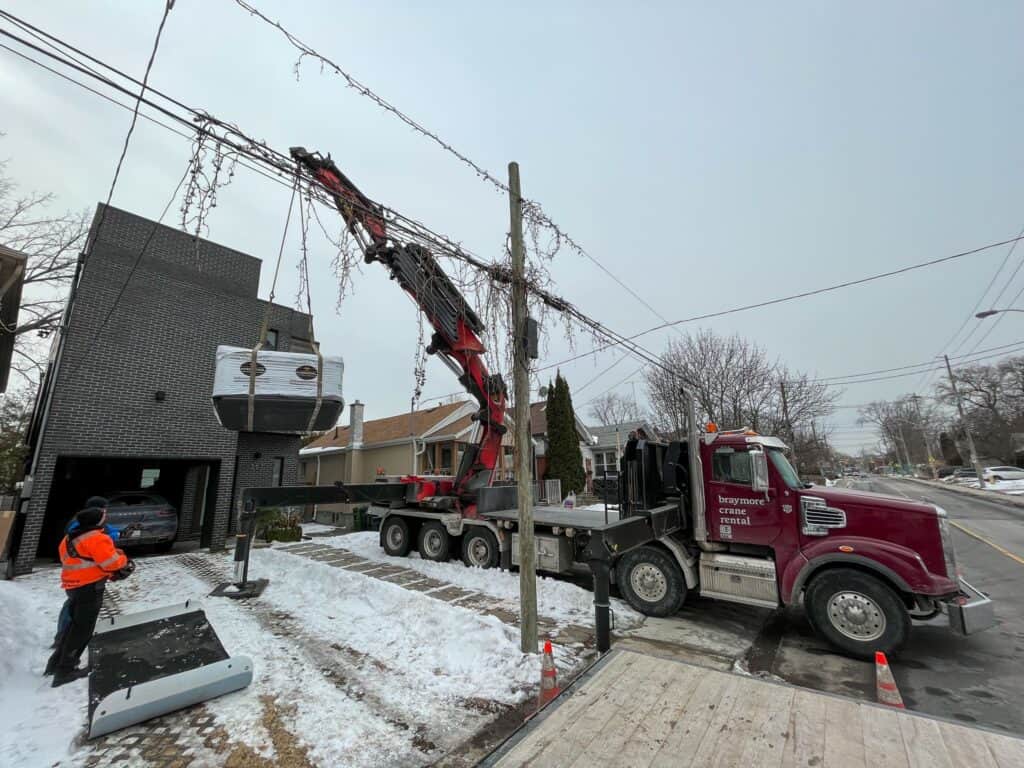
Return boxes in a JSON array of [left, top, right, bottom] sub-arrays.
[[51, 667, 89, 687]]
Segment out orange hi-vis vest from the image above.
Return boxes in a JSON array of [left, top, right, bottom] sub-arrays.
[[59, 529, 128, 590]]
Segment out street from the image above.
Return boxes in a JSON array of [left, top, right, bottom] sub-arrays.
[[621, 477, 1024, 735]]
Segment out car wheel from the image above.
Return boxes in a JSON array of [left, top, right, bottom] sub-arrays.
[[418, 522, 451, 562], [381, 517, 412, 557], [461, 528, 499, 568], [805, 568, 910, 660], [616, 546, 686, 617]]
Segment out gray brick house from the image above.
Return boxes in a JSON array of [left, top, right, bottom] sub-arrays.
[[12, 204, 316, 574]]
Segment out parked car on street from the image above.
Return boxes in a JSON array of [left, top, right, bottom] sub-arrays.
[[982, 465, 1024, 482], [105, 492, 179, 552], [945, 469, 978, 485]]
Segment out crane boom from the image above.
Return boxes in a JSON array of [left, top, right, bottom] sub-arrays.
[[289, 147, 508, 515]]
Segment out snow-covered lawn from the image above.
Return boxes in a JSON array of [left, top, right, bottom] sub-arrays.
[[1, 543, 585, 767], [331, 531, 643, 631]]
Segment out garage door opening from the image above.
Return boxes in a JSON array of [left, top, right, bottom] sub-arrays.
[[37, 457, 218, 559]]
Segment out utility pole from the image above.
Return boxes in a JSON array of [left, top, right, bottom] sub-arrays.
[[944, 354, 986, 489], [895, 422, 912, 474], [910, 394, 936, 479], [509, 161, 538, 653]]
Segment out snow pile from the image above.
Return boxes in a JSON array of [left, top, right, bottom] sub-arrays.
[[314, 532, 644, 630], [0, 578, 87, 768]]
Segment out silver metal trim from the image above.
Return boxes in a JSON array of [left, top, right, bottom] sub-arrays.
[[801, 496, 847, 536], [93, 600, 201, 636], [89, 655, 253, 738]]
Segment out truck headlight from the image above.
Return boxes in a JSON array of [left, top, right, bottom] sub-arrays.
[[935, 505, 959, 579]]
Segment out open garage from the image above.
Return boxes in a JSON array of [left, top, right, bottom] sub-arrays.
[[35, 457, 221, 559]]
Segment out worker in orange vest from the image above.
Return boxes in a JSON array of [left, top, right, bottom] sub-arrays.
[[45, 503, 134, 687]]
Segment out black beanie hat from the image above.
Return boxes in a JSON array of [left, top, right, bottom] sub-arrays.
[[77, 507, 105, 529], [85, 496, 109, 509]]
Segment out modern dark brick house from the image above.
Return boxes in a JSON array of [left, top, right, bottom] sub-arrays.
[[12, 204, 316, 574]]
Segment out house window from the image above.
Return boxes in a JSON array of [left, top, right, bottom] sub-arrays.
[[265, 329, 279, 351], [711, 447, 751, 485], [440, 445, 453, 473], [272, 457, 285, 486], [594, 451, 617, 479], [140, 468, 160, 489]]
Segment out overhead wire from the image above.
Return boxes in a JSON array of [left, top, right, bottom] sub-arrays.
[[0, 13, 677, 381], [226, 0, 676, 330]]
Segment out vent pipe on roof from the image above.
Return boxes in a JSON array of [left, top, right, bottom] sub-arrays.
[[350, 400, 364, 449]]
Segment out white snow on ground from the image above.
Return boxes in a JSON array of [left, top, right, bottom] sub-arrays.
[[956, 478, 1024, 495], [309, 531, 644, 630], [0, 574, 87, 768], [581, 503, 620, 514], [0, 548, 554, 767], [300, 522, 340, 534]]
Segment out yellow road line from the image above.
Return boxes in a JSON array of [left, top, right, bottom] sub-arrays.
[[950, 520, 1024, 567]]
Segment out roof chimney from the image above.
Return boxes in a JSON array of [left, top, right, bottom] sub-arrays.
[[350, 400, 364, 448]]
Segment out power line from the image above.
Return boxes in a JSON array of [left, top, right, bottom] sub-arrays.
[[821, 344, 1024, 386], [799, 339, 1024, 383], [0, 12, 677, 382], [536, 234, 1024, 372], [227, 0, 674, 330]]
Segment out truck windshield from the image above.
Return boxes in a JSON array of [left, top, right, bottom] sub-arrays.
[[768, 448, 802, 489]]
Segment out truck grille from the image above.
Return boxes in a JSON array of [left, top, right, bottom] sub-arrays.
[[801, 496, 846, 536]]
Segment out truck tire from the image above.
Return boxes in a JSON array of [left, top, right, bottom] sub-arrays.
[[418, 522, 451, 562], [381, 516, 412, 558], [462, 528, 499, 569], [804, 568, 910, 660], [616, 546, 686, 617]]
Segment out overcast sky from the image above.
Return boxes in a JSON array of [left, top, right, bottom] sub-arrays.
[[3, 0, 1024, 453]]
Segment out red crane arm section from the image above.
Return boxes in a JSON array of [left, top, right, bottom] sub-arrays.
[[289, 147, 508, 514]]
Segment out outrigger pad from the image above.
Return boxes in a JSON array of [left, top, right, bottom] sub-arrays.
[[87, 600, 253, 739]]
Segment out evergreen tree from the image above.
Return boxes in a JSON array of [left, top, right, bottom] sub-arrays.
[[545, 373, 585, 494]]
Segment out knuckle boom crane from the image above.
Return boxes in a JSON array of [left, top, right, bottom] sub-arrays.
[[276, 147, 508, 517]]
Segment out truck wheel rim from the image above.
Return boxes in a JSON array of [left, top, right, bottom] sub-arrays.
[[386, 525, 404, 550], [630, 563, 668, 603], [827, 590, 886, 642], [467, 537, 491, 566], [423, 529, 443, 557]]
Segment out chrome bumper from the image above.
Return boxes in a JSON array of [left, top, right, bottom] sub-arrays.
[[943, 578, 996, 635]]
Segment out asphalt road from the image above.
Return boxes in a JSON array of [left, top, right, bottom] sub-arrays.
[[622, 477, 1024, 735], [855, 477, 1024, 733]]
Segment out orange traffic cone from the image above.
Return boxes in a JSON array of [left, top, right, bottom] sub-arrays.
[[538, 639, 561, 708], [875, 651, 904, 708]]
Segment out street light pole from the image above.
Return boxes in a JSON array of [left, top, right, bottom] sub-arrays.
[[976, 308, 1024, 319], [943, 354, 986, 489]]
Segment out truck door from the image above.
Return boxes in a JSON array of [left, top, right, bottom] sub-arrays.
[[706, 445, 783, 545]]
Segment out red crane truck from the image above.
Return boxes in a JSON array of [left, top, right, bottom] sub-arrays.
[[239, 147, 994, 660]]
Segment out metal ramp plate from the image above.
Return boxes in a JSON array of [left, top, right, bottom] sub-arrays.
[[87, 600, 253, 739]]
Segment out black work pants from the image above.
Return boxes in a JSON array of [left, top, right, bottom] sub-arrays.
[[48, 580, 105, 674]]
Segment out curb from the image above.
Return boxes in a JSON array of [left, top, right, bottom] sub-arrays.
[[897, 476, 1024, 510]]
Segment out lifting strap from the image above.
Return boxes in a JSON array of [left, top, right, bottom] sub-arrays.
[[298, 190, 324, 434], [247, 177, 298, 432]]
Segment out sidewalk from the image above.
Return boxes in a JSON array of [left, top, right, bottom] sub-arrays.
[[480, 648, 1024, 767]]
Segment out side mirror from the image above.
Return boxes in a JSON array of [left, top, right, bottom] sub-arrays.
[[751, 449, 770, 492]]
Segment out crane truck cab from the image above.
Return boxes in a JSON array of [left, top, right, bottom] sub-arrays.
[[610, 427, 995, 659]]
